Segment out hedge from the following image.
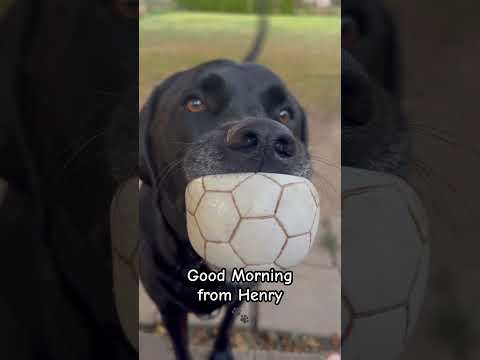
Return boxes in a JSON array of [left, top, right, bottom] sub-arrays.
[[175, 0, 296, 14]]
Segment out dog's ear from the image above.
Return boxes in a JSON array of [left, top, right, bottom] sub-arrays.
[[139, 72, 183, 187], [299, 106, 309, 146]]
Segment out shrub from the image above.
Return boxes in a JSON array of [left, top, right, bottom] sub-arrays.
[[174, 0, 295, 14], [279, 0, 295, 14]]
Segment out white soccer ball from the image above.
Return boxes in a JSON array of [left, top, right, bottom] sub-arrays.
[[341, 167, 430, 360], [185, 173, 320, 271]]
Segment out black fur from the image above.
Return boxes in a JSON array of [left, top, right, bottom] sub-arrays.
[[0, 0, 137, 359], [342, 0, 409, 176]]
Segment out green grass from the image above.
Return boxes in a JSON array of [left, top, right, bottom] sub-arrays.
[[140, 11, 340, 121]]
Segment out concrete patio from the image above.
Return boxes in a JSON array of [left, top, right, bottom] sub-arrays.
[[140, 333, 331, 360], [139, 216, 341, 358]]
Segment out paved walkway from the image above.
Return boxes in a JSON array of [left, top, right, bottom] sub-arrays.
[[140, 333, 329, 360], [140, 215, 341, 337]]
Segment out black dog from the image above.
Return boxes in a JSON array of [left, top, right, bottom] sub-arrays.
[[139, 37, 312, 360], [0, 1, 137, 359], [342, 0, 408, 177]]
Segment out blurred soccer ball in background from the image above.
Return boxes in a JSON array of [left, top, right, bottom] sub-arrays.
[[341, 167, 430, 360]]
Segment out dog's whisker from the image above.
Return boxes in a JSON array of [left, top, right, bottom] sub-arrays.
[[409, 157, 467, 204], [408, 123, 480, 157], [407, 162, 471, 239], [164, 140, 196, 146], [157, 158, 185, 188], [309, 154, 341, 169], [47, 129, 111, 197], [57, 126, 109, 160], [408, 160, 455, 225], [408, 156, 474, 228], [60, 128, 109, 171], [312, 169, 339, 200], [158, 161, 183, 186]]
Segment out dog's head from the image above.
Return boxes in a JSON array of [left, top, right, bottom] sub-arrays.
[[342, 0, 409, 176], [140, 59, 312, 223]]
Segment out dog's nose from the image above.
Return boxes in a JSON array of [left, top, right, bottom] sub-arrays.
[[226, 125, 260, 151], [273, 134, 296, 159], [226, 119, 296, 159]]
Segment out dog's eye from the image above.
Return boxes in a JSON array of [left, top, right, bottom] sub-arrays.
[[278, 109, 292, 124], [186, 97, 207, 113]]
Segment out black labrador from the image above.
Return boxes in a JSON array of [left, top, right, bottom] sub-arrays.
[[342, 0, 409, 177], [0, 1, 137, 359], [139, 34, 312, 360]]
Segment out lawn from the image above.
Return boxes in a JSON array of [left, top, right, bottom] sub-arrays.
[[140, 12, 340, 120]]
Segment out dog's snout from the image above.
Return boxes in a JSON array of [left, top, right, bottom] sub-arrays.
[[225, 119, 296, 159]]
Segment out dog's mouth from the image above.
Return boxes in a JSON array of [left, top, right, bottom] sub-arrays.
[[182, 118, 312, 182]]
